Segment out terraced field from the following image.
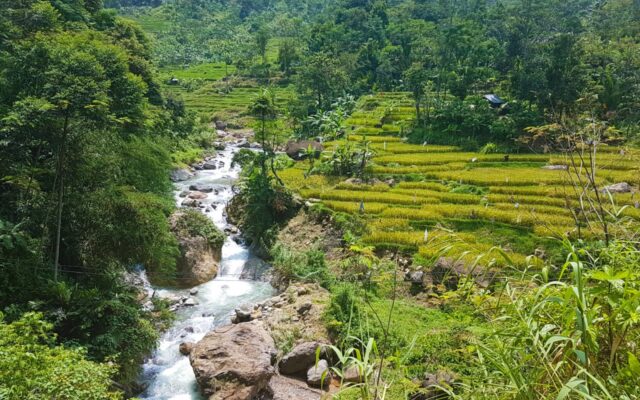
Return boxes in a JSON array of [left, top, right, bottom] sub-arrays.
[[281, 92, 640, 267], [156, 61, 293, 118], [162, 79, 293, 116]]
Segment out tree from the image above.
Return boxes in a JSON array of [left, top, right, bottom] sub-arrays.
[[255, 26, 270, 65], [296, 53, 348, 111], [248, 88, 283, 184], [404, 63, 429, 124], [277, 37, 299, 76]]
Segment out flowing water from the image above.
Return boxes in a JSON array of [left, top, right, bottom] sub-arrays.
[[139, 146, 275, 400]]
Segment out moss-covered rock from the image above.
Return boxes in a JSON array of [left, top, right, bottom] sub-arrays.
[[160, 210, 225, 287]]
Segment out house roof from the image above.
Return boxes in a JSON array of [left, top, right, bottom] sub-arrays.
[[483, 94, 505, 105]]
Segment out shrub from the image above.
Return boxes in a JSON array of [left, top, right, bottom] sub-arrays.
[[0, 312, 122, 400], [271, 243, 333, 288], [325, 283, 363, 346], [469, 240, 640, 398], [173, 210, 225, 248]]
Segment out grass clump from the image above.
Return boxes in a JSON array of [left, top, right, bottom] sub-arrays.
[[270, 243, 333, 288]]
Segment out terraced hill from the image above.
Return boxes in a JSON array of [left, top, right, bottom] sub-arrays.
[[281, 92, 640, 267], [158, 62, 294, 119]]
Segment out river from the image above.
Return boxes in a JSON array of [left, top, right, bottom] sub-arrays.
[[139, 145, 276, 400]]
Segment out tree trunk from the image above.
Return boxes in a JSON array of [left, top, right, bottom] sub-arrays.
[[54, 114, 69, 281]]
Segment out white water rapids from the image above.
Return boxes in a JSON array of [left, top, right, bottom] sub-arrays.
[[139, 146, 275, 400]]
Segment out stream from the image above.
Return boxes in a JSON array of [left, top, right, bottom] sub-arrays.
[[139, 145, 276, 400]]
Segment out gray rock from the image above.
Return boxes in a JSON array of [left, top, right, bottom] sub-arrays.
[[189, 184, 214, 193], [178, 190, 189, 198], [297, 302, 313, 316], [285, 140, 323, 161], [408, 271, 425, 285], [165, 211, 223, 287], [278, 342, 328, 376], [181, 198, 200, 208], [234, 306, 253, 323], [264, 374, 323, 400], [183, 297, 198, 306], [420, 370, 457, 399], [542, 164, 568, 170], [213, 142, 226, 151], [343, 365, 362, 383], [306, 359, 330, 387], [202, 161, 217, 170], [602, 182, 632, 193], [214, 120, 227, 130], [171, 169, 194, 182], [189, 287, 199, 296]]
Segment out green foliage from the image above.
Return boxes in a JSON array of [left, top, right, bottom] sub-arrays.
[[0, 0, 201, 387], [270, 243, 333, 288], [325, 283, 363, 347], [468, 240, 640, 399], [324, 337, 380, 400], [316, 140, 374, 178], [0, 312, 122, 400], [235, 168, 297, 248], [173, 209, 225, 248]]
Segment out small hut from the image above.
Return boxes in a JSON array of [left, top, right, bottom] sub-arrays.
[[483, 94, 506, 108]]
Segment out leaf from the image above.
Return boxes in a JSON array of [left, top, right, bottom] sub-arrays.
[[574, 349, 587, 365], [556, 378, 587, 400], [628, 352, 640, 375]]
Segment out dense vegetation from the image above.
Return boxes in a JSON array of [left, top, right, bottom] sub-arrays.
[[0, 0, 202, 392], [122, 0, 639, 147], [2, 0, 640, 398]]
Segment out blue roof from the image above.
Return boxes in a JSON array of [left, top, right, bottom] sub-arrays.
[[483, 94, 505, 104]]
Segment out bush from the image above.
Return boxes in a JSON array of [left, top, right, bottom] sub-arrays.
[[233, 164, 299, 250], [271, 243, 333, 288], [173, 210, 225, 248], [0, 312, 122, 400], [325, 283, 363, 347]]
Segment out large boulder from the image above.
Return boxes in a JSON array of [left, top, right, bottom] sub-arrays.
[[171, 168, 194, 182], [203, 161, 218, 170], [306, 359, 330, 388], [263, 375, 323, 400], [285, 141, 323, 161], [190, 321, 277, 400], [189, 184, 215, 193], [278, 342, 328, 376], [164, 211, 225, 287], [602, 182, 632, 194], [432, 257, 495, 291], [214, 120, 227, 130], [188, 191, 208, 200]]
